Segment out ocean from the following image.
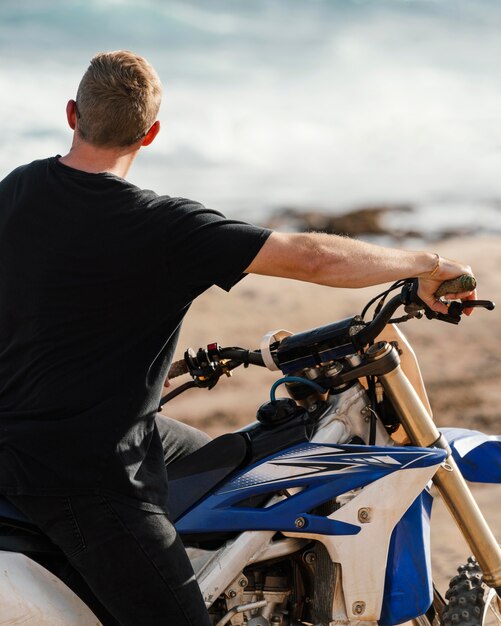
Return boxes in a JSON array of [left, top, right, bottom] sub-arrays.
[[1, 0, 501, 238]]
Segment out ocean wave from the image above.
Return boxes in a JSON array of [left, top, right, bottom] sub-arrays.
[[2, 0, 501, 231]]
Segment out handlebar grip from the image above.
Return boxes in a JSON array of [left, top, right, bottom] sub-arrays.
[[435, 275, 476, 299], [168, 359, 189, 379]]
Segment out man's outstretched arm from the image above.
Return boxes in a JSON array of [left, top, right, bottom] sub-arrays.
[[245, 232, 476, 315]]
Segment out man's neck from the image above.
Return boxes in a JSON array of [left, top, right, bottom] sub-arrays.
[[59, 141, 139, 179]]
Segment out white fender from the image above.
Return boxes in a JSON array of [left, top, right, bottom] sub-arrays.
[[0, 551, 100, 625]]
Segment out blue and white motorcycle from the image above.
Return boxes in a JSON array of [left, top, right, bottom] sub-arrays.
[[0, 276, 500, 626]]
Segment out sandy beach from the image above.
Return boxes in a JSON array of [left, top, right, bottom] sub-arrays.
[[162, 234, 501, 594]]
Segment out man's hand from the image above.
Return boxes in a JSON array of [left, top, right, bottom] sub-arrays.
[[417, 255, 477, 316]]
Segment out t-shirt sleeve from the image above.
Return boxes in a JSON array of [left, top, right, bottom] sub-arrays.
[[161, 198, 272, 292]]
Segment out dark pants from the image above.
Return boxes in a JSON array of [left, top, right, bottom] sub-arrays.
[[7, 415, 213, 626]]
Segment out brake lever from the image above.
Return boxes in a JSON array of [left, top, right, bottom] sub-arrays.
[[462, 300, 496, 311], [425, 300, 496, 325], [401, 280, 495, 325]]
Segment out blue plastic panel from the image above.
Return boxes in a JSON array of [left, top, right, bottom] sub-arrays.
[[441, 427, 501, 483], [380, 490, 433, 625]]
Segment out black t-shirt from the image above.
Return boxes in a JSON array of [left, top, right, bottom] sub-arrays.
[[0, 157, 271, 511]]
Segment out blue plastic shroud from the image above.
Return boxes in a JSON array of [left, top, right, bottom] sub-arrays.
[[441, 427, 501, 483], [175, 442, 445, 537], [380, 489, 433, 625]]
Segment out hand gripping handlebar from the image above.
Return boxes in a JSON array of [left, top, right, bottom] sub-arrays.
[[356, 274, 492, 347], [434, 274, 476, 298]]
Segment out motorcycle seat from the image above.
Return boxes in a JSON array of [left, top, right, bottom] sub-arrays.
[[167, 433, 248, 522]]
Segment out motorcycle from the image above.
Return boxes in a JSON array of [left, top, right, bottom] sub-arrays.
[[0, 275, 500, 626]]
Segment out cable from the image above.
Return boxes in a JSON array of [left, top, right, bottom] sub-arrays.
[[361, 280, 406, 321], [270, 376, 325, 402], [158, 381, 197, 408]]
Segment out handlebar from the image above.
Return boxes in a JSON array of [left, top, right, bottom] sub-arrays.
[[166, 274, 491, 382], [168, 360, 190, 379], [435, 274, 476, 298], [355, 293, 404, 347], [167, 347, 265, 381]]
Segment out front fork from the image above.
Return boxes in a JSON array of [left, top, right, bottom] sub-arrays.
[[366, 341, 501, 596]]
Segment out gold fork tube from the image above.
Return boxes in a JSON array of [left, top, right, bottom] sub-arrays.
[[373, 343, 501, 589]]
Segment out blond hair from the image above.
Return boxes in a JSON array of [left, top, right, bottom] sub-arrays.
[[75, 51, 162, 148]]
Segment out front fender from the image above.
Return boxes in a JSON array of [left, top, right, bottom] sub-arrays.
[[441, 427, 501, 484]]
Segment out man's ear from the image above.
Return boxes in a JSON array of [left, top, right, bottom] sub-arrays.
[[66, 100, 78, 130], [141, 121, 160, 147]]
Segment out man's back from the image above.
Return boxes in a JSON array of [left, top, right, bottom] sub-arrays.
[[0, 156, 269, 508]]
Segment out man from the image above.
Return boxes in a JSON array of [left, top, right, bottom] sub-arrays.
[[0, 51, 475, 625]]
